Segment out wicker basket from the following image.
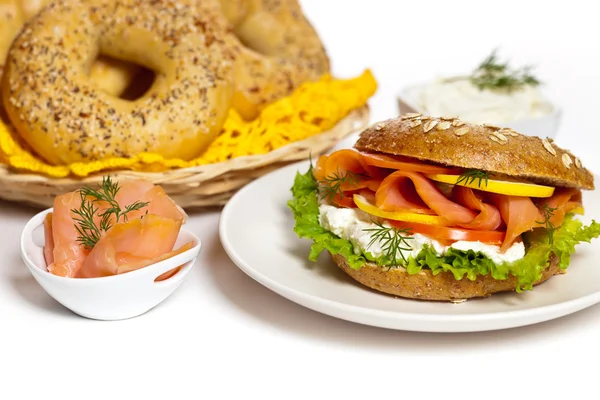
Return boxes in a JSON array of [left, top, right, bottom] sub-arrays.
[[0, 105, 370, 209]]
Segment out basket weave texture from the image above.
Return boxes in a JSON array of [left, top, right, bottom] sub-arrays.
[[0, 105, 369, 209]]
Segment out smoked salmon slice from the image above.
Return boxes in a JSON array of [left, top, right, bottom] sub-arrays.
[[115, 180, 187, 223], [314, 149, 457, 184], [138, 241, 196, 281], [313, 150, 365, 187], [43, 213, 55, 268], [535, 187, 583, 227], [488, 194, 541, 251], [360, 151, 460, 175], [375, 171, 434, 214], [314, 149, 462, 211], [314, 149, 382, 192], [376, 170, 477, 223], [114, 179, 154, 206], [490, 188, 583, 251], [313, 154, 329, 182], [314, 151, 382, 209], [76, 214, 184, 279], [452, 186, 502, 231], [47, 192, 91, 278]]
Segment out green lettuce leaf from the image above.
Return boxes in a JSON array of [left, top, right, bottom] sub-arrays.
[[287, 165, 367, 269], [288, 165, 600, 292]]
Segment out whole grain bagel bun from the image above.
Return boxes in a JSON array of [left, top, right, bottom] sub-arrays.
[[330, 252, 561, 301], [354, 113, 594, 190]]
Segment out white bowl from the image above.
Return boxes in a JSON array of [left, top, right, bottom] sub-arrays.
[[20, 208, 201, 321], [397, 82, 562, 139]]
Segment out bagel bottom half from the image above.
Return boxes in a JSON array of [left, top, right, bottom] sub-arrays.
[[330, 252, 561, 301]]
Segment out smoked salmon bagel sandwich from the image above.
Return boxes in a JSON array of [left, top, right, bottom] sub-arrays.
[[288, 113, 600, 301]]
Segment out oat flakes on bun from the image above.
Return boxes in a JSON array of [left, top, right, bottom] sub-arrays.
[[288, 113, 600, 301]]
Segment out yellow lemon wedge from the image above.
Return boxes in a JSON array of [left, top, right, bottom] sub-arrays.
[[353, 194, 450, 226], [427, 174, 555, 198]]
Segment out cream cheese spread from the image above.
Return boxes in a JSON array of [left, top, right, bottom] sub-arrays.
[[318, 202, 525, 265], [410, 78, 554, 125]]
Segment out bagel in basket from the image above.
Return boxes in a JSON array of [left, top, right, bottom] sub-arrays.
[[221, 0, 330, 119], [288, 113, 600, 301], [0, 0, 331, 166], [1, 0, 237, 165], [0, 0, 141, 96], [0, 0, 330, 116]]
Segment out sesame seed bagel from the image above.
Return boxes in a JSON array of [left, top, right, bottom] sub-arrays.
[[354, 114, 594, 190], [0, 0, 24, 80], [2, 0, 330, 123], [222, 0, 331, 120], [1, 0, 236, 165], [330, 252, 561, 301], [0, 0, 139, 96]]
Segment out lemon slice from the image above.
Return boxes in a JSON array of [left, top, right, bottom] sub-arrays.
[[571, 206, 585, 215], [427, 174, 555, 198], [353, 194, 450, 226]]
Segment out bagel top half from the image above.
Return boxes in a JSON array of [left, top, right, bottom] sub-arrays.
[[354, 113, 594, 190]]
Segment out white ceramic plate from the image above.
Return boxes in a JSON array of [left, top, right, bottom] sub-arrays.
[[219, 161, 600, 332]]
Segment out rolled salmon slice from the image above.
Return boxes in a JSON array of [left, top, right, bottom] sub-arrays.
[[491, 188, 583, 251], [76, 214, 183, 279], [452, 186, 502, 231], [314, 150, 384, 191], [489, 194, 541, 251], [376, 170, 478, 223]]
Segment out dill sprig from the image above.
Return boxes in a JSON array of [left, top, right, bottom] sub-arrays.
[[71, 195, 105, 250], [318, 168, 365, 201], [363, 220, 414, 266], [456, 169, 489, 188], [70, 176, 150, 249], [78, 176, 148, 224], [470, 49, 541, 92], [536, 203, 557, 244]]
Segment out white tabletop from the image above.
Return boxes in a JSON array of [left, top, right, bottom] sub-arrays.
[[2, 1, 599, 399]]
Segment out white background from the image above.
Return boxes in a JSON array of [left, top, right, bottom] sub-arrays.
[[1, 1, 599, 399]]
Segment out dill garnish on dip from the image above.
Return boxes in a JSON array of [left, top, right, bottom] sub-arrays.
[[468, 49, 541, 93]]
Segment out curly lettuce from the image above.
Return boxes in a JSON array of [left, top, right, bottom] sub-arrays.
[[288, 165, 600, 292], [288, 164, 367, 269]]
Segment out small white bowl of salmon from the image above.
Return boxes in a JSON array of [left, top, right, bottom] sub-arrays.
[[19, 177, 201, 321]]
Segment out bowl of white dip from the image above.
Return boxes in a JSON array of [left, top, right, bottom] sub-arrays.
[[397, 53, 561, 139]]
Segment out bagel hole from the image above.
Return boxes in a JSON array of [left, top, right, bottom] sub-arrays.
[[120, 67, 156, 101], [235, 32, 271, 57], [90, 55, 156, 101]]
